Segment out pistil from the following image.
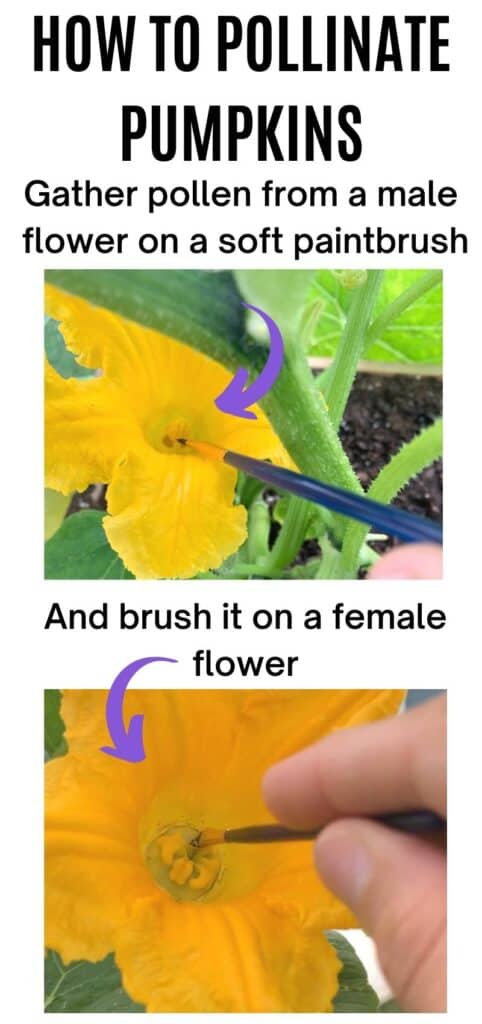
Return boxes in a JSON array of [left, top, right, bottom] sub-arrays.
[[144, 824, 223, 902]]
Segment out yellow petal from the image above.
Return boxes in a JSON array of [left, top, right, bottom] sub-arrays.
[[60, 689, 244, 794], [116, 895, 342, 1012], [45, 284, 289, 465], [259, 840, 358, 932], [222, 689, 405, 787], [45, 285, 290, 574], [45, 755, 155, 963], [219, 416, 293, 466], [45, 361, 143, 494], [46, 689, 403, 1001], [104, 447, 247, 578]]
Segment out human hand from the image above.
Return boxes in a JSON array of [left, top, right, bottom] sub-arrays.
[[263, 695, 446, 1012], [368, 542, 442, 579]]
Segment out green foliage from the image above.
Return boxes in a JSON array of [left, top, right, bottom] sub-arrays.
[[44, 691, 66, 760], [327, 931, 380, 1012], [45, 510, 134, 579], [44, 268, 442, 580], [45, 269, 255, 374], [45, 316, 95, 378], [309, 269, 442, 364], [44, 951, 144, 1012], [234, 269, 315, 341]]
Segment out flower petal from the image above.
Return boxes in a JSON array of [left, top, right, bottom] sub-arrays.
[[222, 689, 405, 788], [45, 284, 289, 463], [219, 416, 293, 466], [259, 841, 358, 932], [45, 361, 143, 494], [104, 448, 246, 578], [115, 895, 342, 1012], [45, 755, 155, 963]]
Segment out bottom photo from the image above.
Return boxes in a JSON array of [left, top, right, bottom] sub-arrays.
[[44, 688, 446, 1013]]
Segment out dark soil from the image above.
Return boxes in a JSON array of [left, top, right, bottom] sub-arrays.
[[67, 372, 442, 570], [341, 372, 442, 543], [295, 371, 442, 565]]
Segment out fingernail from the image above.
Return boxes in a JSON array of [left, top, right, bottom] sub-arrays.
[[315, 824, 373, 908]]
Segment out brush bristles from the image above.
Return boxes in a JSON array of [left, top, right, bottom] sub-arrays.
[[195, 828, 225, 848]]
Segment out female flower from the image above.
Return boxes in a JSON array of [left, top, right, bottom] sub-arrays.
[[45, 689, 403, 1012], [45, 285, 288, 578]]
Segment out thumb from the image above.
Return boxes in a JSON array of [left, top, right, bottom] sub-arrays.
[[315, 819, 446, 1012]]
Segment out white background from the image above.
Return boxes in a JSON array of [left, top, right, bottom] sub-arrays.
[[2, 0, 481, 1020]]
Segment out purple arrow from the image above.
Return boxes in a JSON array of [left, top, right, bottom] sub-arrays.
[[215, 303, 284, 420], [100, 656, 178, 763]]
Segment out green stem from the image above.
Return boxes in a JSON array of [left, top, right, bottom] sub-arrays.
[[261, 339, 362, 495], [247, 499, 271, 563], [365, 270, 442, 351], [323, 270, 384, 429], [198, 563, 284, 580], [340, 419, 443, 578], [260, 337, 363, 547], [263, 496, 311, 572]]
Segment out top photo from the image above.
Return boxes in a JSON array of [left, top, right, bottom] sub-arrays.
[[44, 269, 442, 581]]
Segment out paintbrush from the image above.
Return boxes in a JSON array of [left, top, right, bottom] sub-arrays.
[[193, 811, 445, 848], [179, 440, 442, 545]]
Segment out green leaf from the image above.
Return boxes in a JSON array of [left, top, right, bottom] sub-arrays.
[[44, 691, 66, 760], [234, 270, 315, 339], [45, 951, 144, 1012], [327, 931, 380, 1012], [45, 489, 70, 540], [45, 269, 256, 374], [45, 316, 96, 378], [310, 270, 442, 365], [45, 510, 134, 580]]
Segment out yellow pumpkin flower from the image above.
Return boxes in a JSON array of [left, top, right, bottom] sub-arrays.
[[45, 688, 404, 1012], [45, 285, 288, 578]]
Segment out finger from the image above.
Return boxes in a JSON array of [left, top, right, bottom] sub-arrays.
[[368, 543, 442, 580], [263, 695, 446, 827], [315, 819, 446, 1012]]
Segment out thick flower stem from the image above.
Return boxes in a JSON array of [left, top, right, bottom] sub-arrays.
[[340, 419, 443, 578], [259, 339, 364, 560], [261, 342, 362, 496], [322, 270, 384, 429]]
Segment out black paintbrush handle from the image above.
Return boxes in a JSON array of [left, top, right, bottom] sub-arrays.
[[225, 811, 445, 844], [224, 450, 442, 545]]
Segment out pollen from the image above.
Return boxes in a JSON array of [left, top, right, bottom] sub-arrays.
[[144, 413, 193, 455]]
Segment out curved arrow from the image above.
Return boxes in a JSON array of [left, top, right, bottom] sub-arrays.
[[100, 656, 178, 763], [214, 303, 284, 420]]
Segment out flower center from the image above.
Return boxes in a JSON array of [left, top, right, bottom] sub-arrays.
[[144, 823, 223, 902], [145, 415, 193, 455]]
